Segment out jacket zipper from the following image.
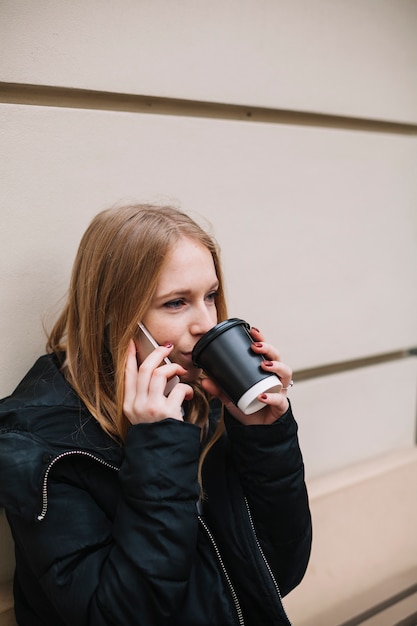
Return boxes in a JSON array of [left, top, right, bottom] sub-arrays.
[[38, 455, 245, 624], [37, 450, 119, 521], [244, 497, 291, 625], [198, 516, 245, 626], [37, 454, 286, 624]]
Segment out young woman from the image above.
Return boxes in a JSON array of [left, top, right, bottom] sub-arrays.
[[0, 204, 311, 626]]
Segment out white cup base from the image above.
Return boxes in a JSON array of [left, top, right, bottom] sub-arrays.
[[236, 375, 282, 415]]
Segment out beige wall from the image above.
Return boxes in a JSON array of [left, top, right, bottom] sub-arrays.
[[1, 0, 417, 122], [1, 1, 417, 623]]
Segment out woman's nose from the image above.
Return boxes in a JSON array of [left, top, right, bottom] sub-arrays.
[[190, 306, 216, 336]]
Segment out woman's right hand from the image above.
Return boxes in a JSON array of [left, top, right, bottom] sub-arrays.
[[123, 339, 193, 424]]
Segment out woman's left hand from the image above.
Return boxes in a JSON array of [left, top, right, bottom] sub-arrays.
[[201, 327, 292, 425]]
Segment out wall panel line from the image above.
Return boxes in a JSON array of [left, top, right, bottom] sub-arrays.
[[294, 348, 417, 381], [1, 82, 417, 135]]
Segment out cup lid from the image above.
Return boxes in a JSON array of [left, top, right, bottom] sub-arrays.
[[192, 318, 249, 366]]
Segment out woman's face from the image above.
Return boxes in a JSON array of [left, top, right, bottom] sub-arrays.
[[141, 237, 219, 382]]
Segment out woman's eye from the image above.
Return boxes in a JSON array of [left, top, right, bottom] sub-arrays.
[[164, 299, 185, 309], [206, 291, 219, 303]]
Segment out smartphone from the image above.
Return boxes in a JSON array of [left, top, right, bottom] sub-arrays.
[[137, 322, 180, 396]]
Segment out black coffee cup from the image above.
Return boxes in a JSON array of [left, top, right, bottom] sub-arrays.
[[192, 318, 282, 414]]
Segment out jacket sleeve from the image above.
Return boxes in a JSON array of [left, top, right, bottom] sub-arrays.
[[224, 404, 312, 597], [8, 418, 202, 626]]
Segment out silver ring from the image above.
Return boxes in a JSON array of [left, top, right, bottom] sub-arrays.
[[282, 380, 294, 391]]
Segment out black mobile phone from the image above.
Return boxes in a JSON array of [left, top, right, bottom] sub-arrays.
[[137, 322, 180, 396]]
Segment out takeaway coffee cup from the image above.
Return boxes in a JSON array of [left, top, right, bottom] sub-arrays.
[[192, 318, 282, 415]]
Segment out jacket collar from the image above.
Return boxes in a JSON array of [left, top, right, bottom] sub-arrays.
[[0, 354, 123, 519], [0, 353, 123, 465]]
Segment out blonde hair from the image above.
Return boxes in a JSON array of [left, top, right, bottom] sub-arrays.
[[47, 204, 227, 457]]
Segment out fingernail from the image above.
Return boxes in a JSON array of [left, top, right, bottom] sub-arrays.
[[263, 360, 273, 366], [260, 393, 268, 400], [253, 342, 263, 348], [252, 326, 260, 333], [164, 342, 173, 348]]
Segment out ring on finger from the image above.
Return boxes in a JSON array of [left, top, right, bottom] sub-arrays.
[[282, 380, 294, 391]]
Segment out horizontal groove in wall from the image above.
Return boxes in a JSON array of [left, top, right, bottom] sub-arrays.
[[294, 348, 417, 382], [337, 583, 417, 626], [1, 82, 417, 135]]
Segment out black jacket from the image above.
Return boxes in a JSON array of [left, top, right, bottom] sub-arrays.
[[0, 354, 311, 626]]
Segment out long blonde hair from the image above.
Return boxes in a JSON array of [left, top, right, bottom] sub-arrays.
[[47, 204, 228, 450]]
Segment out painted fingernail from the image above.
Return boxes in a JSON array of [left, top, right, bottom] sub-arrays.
[[260, 393, 268, 400], [253, 342, 263, 348], [252, 327, 261, 333], [164, 342, 173, 348], [263, 360, 273, 366]]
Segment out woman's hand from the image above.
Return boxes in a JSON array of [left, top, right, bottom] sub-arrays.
[[201, 327, 292, 426], [124, 340, 193, 424]]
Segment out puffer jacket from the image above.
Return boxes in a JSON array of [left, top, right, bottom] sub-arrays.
[[0, 354, 311, 626]]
